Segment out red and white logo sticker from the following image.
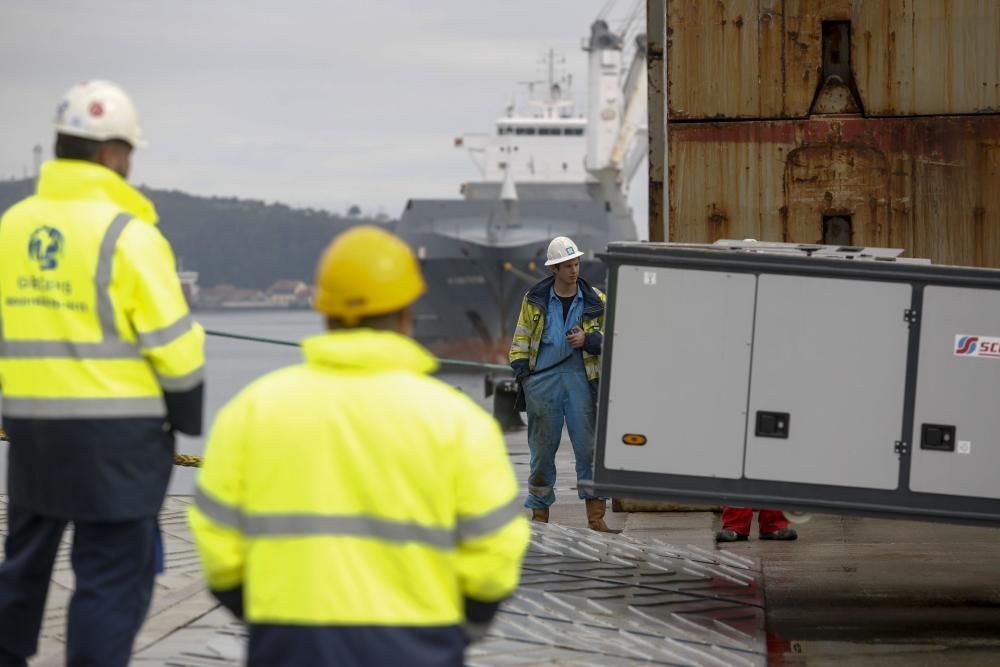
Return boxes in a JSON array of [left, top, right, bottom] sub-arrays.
[[954, 335, 1000, 359]]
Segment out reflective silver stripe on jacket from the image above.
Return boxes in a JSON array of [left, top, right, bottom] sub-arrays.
[[138, 314, 194, 349], [0, 340, 142, 359], [456, 496, 522, 541], [95, 212, 132, 341], [243, 514, 457, 549], [513, 324, 532, 339], [156, 366, 205, 392], [195, 487, 521, 549], [1, 396, 166, 418], [142, 312, 205, 393], [194, 486, 243, 528]]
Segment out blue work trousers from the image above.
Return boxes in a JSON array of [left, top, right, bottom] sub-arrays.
[[0, 504, 156, 667], [248, 624, 467, 667], [523, 364, 599, 508]]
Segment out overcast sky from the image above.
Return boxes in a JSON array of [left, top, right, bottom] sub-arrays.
[[0, 1, 648, 233]]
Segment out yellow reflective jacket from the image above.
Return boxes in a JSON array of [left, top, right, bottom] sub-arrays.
[[508, 275, 606, 382], [0, 160, 204, 417], [0, 160, 205, 520], [189, 330, 529, 630]]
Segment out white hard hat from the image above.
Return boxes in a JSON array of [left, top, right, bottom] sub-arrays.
[[54, 80, 147, 148], [545, 236, 585, 266]]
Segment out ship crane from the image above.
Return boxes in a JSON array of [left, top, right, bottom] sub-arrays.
[[614, 31, 648, 187], [584, 0, 647, 236]]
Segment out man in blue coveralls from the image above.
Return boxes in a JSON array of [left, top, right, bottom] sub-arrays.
[[508, 236, 617, 532]]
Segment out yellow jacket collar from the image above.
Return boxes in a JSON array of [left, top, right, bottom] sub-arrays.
[[302, 330, 439, 375], [36, 160, 158, 224]]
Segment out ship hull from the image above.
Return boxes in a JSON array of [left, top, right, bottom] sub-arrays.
[[396, 197, 634, 363]]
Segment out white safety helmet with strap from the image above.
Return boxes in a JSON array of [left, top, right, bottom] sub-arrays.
[[54, 80, 147, 148], [545, 235, 585, 266]]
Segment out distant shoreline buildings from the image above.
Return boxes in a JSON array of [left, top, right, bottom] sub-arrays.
[[178, 271, 314, 310]]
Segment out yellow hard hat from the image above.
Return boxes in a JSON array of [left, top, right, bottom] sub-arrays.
[[313, 225, 425, 324]]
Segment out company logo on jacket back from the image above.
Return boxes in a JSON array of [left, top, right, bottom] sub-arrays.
[[9, 227, 79, 308], [955, 335, 1000, 358], [28, 226, 65, 271]]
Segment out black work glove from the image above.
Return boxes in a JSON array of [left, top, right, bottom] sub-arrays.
[[462, 597, 502, 644], [211, 586, 245, 620]]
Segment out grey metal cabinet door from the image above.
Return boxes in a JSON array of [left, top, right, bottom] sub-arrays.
[[910, 286, 1000, 500], [744, 275, 911, 489], [603, 266, 756, 478]]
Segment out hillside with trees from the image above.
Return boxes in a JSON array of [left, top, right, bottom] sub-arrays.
[[0, 179, 391, 289]]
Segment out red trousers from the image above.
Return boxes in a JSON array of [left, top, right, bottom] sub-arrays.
[[721, 507, 789, 535]]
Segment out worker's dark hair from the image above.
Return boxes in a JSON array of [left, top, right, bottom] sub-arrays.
[[54, 133, 102, 161], [54, 134, 131, 162]]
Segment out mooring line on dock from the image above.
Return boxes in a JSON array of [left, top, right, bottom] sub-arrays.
[[204, 329, 511, 372], [0, 428, 205, 468], [0, 333, 511, 468]]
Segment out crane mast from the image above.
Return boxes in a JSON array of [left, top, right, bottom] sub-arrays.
[[583, 0, 647, 232]]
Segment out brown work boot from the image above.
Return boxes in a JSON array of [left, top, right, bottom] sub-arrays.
[[531, 508, 549, 523], [585, 499, 620, 533]]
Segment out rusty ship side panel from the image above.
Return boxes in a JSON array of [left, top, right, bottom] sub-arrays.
[[667, 0, 854, 119], [666, 0, 788, 119], [668, 116, 1000, 267], [781, 0, 853, 116], [855, 0, 1000, 116], [667, 0, 1000, 120]]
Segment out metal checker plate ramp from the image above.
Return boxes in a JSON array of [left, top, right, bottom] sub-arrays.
[[142, 523, 766, 666], [466, 523, 766, 666]]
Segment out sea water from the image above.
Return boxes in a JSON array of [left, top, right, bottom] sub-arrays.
[[0, 310, 489, 495]]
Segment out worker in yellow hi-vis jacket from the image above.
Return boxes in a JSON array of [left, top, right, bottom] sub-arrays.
[[189, 226, 529, 667], [508, 236, 615, 532], [0, 81, 205, 667]]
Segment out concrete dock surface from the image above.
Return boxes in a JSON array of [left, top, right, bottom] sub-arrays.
[[3, 421, 1000, 665]]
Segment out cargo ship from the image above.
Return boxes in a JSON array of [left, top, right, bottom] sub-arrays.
[[396, 13, 647, 363]]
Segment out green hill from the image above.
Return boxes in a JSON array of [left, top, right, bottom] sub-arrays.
[[0, 178, 389, 289]]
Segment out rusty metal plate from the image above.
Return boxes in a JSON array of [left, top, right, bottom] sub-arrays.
[[667, 116, 1000, 269], [667, 0, 1000, 119]]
